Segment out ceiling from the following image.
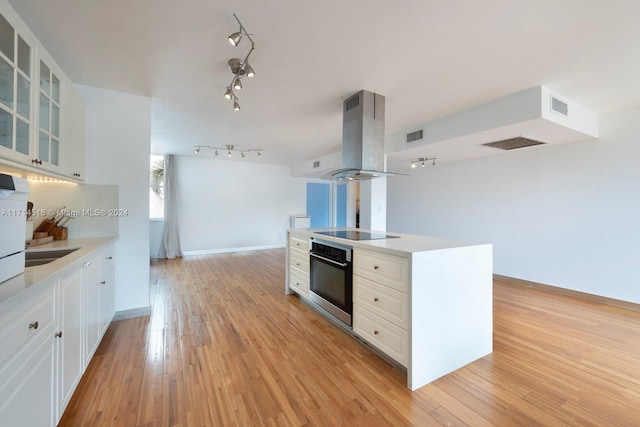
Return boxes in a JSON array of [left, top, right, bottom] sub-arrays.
[[8, 0, 640, 167]]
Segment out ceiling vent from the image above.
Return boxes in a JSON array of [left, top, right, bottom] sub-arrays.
[[406, 130, 424, 143], [482, 137, 545, 150], [551, 96, 569, 116]]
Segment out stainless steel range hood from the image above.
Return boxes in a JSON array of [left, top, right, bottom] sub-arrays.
[[323, 90, 401, 180]]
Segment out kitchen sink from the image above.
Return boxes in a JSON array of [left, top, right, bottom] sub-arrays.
[[25, 248, 80, 267]]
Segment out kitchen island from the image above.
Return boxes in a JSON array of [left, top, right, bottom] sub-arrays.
[[286, 228, 493, 391]]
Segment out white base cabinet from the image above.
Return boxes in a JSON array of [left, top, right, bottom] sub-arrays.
[[286, 229, 493, 391], [56, 269, 83, 422], [0, 239, 117, 426], [0, 284, 56, 427]]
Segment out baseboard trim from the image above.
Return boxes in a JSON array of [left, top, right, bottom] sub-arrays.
[[494, 274, 640, 313], [113, 305, 151, 321], [182, 245, 284, 256]]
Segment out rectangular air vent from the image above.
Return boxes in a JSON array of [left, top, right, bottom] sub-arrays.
[[406, 130, 424, 143], [551, 96, 569, 116], [482, 137, 545, 150], [345, 94, 360, 111], [313, 160, 320, 168]]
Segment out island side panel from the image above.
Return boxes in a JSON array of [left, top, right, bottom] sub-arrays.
[[408, 244, 493, 390], [285, 231, 293, 294]]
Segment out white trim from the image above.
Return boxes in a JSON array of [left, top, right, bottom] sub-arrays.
[[183, 244, 284, 256], [113, 305, 151, 321]]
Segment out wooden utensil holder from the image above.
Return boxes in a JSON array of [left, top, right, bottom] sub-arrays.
[[50, 226, 68, 241]]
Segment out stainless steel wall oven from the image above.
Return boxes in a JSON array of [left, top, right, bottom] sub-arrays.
[[309, 238, 353, 326]]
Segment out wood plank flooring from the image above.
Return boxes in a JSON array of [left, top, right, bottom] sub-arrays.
[[59, 249, 640, 426]]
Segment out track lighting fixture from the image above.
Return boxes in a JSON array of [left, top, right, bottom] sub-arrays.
[[194, 144, 262, 159], [223, 14, 256, 110], [228, 31, 242, 47], [410, 156, 437, 168]]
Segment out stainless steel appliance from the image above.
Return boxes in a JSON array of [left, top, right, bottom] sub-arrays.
[[0, 174, 30, 283], [309, 238, 353, 326], [323, 90, 403, 181]]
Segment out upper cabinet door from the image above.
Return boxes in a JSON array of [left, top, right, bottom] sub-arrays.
[[36, 57, 62, 173], [0, 12, 33, 164]]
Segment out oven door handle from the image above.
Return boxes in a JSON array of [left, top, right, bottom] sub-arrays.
[[310, 252, 349, 268]]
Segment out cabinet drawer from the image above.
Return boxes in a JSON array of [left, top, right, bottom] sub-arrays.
[[354, 249, 408, 292], [288, 268, 309, 297], [354, 276, 408, 329], [100, 244, 115, 276], [0, 287, 55, 367], [288, 234, 309, 253], [289, 249, 309, 273], [353, 306, 408, 367]]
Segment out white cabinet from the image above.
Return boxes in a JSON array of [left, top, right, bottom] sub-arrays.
[[286, 232, 310, 297], [62, 83, 86, 181], [55, 268, 83, 423], [0, 282, 56, 427], [84, 243, 116, 365], [0, 8, 35, 166], [353, 248, 410, 366], [99, 244, 115, 335], [83, 257, 100, 366], [0, 3, 87, 182], [0, 239, 118, 424]]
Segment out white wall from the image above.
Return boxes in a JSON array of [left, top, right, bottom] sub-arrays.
[[175, 156, 306, 253], [77, 84, 151, 312], [28, 182, 119, 238], [388, 105, 640, 304]]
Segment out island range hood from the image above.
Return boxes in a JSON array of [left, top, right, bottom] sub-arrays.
[[323, 90, 401, 180]]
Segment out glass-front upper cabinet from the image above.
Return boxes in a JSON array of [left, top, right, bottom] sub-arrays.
[[38, 59, 61, 169], [0, 12, 32, 163]]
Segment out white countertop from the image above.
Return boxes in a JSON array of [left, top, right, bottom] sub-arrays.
[[291, 227, 488, 256], [0, 236, 117, 312]]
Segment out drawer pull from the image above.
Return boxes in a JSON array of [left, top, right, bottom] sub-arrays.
[[55, 331, 62, 338], [100, 281, 106, 285], [374, 330, 379, 335], [106, 256, 113, 260], [29, 321, 39, 330], [373, 265, 379, 270], [374, 297, 379, 302], [296, 262, 300, 266]]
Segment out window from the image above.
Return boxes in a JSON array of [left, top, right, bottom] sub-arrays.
[[150, 154, 164, 219]]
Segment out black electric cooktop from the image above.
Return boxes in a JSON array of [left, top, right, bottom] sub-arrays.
[[314, 230, 400, 241]]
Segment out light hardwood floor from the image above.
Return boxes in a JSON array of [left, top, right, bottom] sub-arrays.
[[59, 249, 640, 426]]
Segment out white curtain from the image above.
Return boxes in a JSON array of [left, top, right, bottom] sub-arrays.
[[158, 154, 183, 259]]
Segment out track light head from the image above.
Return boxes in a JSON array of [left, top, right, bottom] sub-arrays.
[[194, 147, 200, 154], [411, 163, 416, 169], [228, 31, 242, 46], [215, 150, 218, 156], [257, 151, 262, 157], [233, 99, 240, 110], [224, 87, 233, 99], [228, 150, 232, 157], [244, 63, 255, 77], [233, 77, 242, 90], [241, 152, 245, 158]]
